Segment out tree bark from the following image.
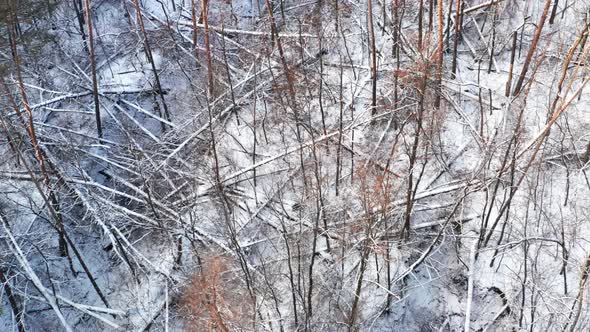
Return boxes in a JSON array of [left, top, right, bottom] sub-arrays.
[[132, 0, 171, 122], [512, 0, 552, 96], [72, 0, 89, 55], [83, 0, 103, 140], [202, 0, 214, 98], [436, 0, 444, 108], [451, 0, 462, 78], [368, 0, 377, 115], [0, 269, 25, 332], [505, 31, 517, 97], [7, 20, 68, 257]]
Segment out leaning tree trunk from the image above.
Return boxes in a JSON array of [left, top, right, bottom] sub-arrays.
[[512, 0, 552, 96], [0, 268, 25, 332], [8, 20, 68, 257], [132, 0, 171, 122], [72, 0, 89, 55]]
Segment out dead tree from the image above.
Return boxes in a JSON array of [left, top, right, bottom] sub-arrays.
[[368, 0, 378, 115], [549, 0, 559, 25], [418, 0, 424, 50], [83, 0, 103, 139], [202, 0, 214, 98], [7, 20, 68, 257], [402, 70, 428, 240], [0, 268, 25, 332], [72, 0, 89, 54], [436, 0, 443, 108], [564, 254, 590, 332], [191, 0, 199, 67], [505, 31, 517, 97], [132, 0, 171, 122], [512, 0, 552, 96], [451, 0, 462, 78]]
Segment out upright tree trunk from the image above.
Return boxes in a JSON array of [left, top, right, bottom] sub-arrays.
[[265, 0, 296, 104], [445, 0, 454, 50], [436, 0, 444, 108], [348, 238, 371, 331], [451, 0, 462, 78], [202, 0, 214, 98], [487, 4, 498, 74], [191, 0, 199, 68], [580, 139, 590, 164], [428, 0, 434, 32], [336, 53, 344, 196], [505, 31, 517, 97], [368, 0, 377, 115], [83, 0, 103, 140], [418, 0, 424, 50], [402, 74, 427, 239], [549, 0, 559, 24]]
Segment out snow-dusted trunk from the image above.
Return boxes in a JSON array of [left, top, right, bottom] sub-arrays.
[[1, 210, 73, 332], [464, 241, 477, 332]]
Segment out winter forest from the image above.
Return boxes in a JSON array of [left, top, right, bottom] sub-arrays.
[[1, 0, 590, 331]]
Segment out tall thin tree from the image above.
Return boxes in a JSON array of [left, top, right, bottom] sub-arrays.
[[84, 0, 103, 139], [7, 17, 68, 256], [513, 0, 552, 96], [368, 0, 377, 115], [436, 0, 444, 108], [132, 0, 171, 122], [202, 0, 214, 98]]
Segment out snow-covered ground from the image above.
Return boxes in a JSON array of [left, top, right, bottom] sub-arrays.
[[1, 0, 590, 331]]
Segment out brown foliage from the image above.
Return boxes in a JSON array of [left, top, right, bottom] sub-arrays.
[[180, 256, 253, 331]]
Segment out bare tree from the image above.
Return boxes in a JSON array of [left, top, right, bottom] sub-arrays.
[[513, 0, 552, 95], [83, 0, 102, 139]]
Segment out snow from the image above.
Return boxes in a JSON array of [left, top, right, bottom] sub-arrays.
[[2, 0, 590, 331]]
